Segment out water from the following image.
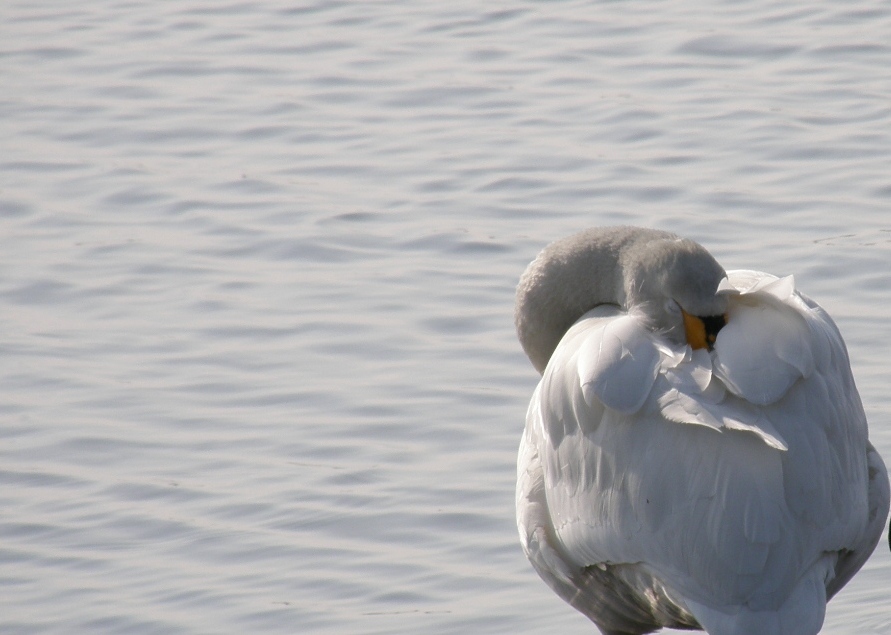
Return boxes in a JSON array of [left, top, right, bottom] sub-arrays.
[[2, 1, 890, 633]]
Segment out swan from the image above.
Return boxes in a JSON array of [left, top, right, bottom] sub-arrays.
[[515, 226, 889, 635]]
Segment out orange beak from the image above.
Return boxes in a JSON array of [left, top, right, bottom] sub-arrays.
[[682, 310, 727, 350], [682, 310, 709, 350]]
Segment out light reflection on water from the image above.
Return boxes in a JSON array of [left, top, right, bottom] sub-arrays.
[[2, 1, 890, 633]]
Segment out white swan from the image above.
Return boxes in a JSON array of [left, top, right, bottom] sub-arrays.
[[515, 226, 889, 635]]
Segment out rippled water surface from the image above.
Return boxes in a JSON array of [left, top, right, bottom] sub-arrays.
[[3, 1, 890, 633]]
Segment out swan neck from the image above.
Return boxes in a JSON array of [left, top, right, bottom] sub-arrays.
[[515, 227, 675, 373]]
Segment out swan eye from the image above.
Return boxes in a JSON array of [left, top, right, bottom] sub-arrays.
[[665, 300, 681, 315]]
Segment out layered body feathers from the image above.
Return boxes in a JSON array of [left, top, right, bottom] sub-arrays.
[[515, 227, 889, 635]]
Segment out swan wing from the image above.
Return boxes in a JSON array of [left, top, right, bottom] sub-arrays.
[[712, 273, 815, 405], [577, 311, 660, 414]]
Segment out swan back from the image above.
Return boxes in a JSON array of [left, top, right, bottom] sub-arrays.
[[515, 227, 890, 635]]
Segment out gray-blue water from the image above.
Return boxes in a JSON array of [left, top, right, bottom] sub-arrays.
[[2, 1, 890, 633]]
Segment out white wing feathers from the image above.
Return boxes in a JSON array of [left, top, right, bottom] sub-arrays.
[[713, 275, 814, 406], [684, 555, 832, 635], [528, 270, 874, 634], [578, 312, 660, 415]]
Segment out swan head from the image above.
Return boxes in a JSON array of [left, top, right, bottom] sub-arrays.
[[624, 235, 729, 349], [516, 227, 733, 373]]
